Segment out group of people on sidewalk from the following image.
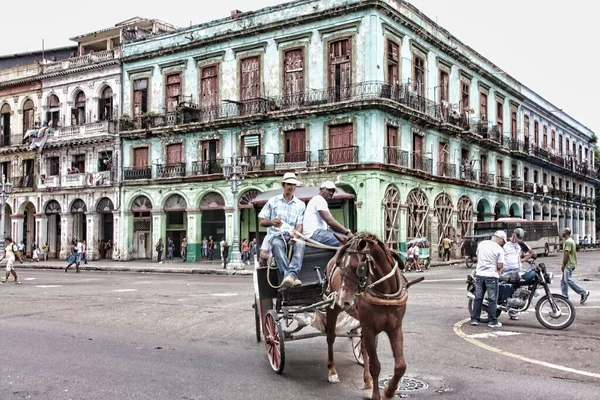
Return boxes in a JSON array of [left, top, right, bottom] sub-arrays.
[[155, 237, 189, 263], [470, 227, 590, 328]]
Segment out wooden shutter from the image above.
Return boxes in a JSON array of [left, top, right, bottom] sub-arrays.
[[328, 39, 352, 92], [200, 65, 219, 108], [283, 49, 304, 98], [284, 130, 306, 162], [240, 56, 260, 101], [387, 41, 399, 85], [133, 79, 148, 117], [166, 143, 182, 165], [329, 124, 353, 163], [387, 126, 398, 147], [413, 55, 425, 96], [480, 93, 487, 121], [134, 148, 148, 167], [202, 140, 219, 161], [165, 74, 181, 112]]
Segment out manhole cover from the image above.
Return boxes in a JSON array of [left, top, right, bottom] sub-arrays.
[[379, 377, 429, 393]]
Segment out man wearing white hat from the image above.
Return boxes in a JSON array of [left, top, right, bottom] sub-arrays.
[[470, 230, 506, 328], [303, 181, 353, 247], [258, 172, 306, 288]]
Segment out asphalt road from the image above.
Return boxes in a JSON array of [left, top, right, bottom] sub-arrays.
[[0, 251, 598, 400]]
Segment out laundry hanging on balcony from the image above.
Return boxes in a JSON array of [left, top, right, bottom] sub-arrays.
[[26, 122, 56, 152]]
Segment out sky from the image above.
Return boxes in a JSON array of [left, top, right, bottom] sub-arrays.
[[1, 0, 597, 134]]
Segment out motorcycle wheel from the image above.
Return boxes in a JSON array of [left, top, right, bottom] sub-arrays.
[[535, 294, 576, 330], [467, 298, 501, 323]]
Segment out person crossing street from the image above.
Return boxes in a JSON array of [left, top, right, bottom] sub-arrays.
[[1, 236, 23, 284]]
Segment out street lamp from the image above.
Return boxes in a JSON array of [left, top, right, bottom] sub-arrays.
[[0, 174, 13, 256], [222, 155, 249, 270]]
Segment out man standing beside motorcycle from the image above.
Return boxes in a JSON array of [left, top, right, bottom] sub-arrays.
[[501, 228, 536, 320], [561, 227, 590, 304], [470, 230, 506, 328]]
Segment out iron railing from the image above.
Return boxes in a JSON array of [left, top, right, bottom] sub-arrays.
[[497, 176, 510, 189], [237, 155, 266, 172], [524, 182, 535, 193], [479, 171, 495, 186], [274, 151, 311, 165], [123, 167, 151, 180], [383, 147, 409, 168], [191, 159, 223, 175], [156, 163, 186, 178], [438, 162, 456, 178], [12, 175, 35, 189], [460, 167, 478, 182], [511, 179, 523, 191], [412, 153, 433, 174], [318, 146, 359, 166]]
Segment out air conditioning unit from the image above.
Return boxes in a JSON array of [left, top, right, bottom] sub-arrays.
[[543, 185, 549, 194]]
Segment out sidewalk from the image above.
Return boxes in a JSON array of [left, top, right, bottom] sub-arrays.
[[16, 258, 253, 276]]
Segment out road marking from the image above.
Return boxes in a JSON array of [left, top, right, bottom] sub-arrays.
[[110, 289, 138, 292], [24, 278, 36, 281], [468, 331, 522, 339], [421, 278, 466, 283], [35, 285, 62, 288], [211, 293, 238, 297], [454, 318, 600, 379]]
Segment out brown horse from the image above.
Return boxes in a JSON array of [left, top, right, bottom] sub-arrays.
[[323, 233, 422, 400]]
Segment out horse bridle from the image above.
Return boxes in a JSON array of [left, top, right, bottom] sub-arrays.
[[337, 241, 374, 293]]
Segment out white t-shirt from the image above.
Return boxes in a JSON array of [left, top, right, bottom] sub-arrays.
[[303, 195, 330, 237], [476, 240, 504, 278], [5, 243, 17, 261], [76, 242, 84, 254]]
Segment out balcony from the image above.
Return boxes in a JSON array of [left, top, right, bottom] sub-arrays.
[[12, 175, 35, 189], [191, 159, 223, 175], [42, 49, 120, 74], [274, 151, 311, 171], [237, 155, 266, 172], [497, 176, 510, 189], [39, 175, 60, 189], [384, 147, 409, 168], [460, 167, 478, 182], [511, 179, 523, 191], [123, 167, 151, 180], [61, 173, 87, 188], [412, 153, 433, 174], [318, 146, 359, 166], [469, 119, 490, 136], [524, 182, 535, 194], [508, 139, 525, 153], [438, 162, 456, 178], [156, 163, 186, 178], [479, 171, 495, 186], [50, 120, 116, 141]]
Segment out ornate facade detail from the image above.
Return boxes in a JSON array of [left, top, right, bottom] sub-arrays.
[[44, 200, 61, 215], [434, 193, 454, 238], [71, 199, 87, 213], [407, 189, 429, 239], [200, 192, 225, 208], [383, 185, 401, 250], [132, 195, 153, 211], [164, 194, 187, 210], [97, 197, 115, 213], [239, 189, 260, 206]]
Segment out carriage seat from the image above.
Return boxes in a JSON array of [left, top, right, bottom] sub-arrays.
[[295, 247, 337, 286]]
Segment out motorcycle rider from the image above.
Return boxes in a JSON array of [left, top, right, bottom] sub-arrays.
[[501, 228, 536, 320]]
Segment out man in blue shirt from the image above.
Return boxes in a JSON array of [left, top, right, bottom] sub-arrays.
[[258, 172, 306, 288]]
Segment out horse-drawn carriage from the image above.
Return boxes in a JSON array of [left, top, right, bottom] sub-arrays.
[[251, 186, 423, 399]]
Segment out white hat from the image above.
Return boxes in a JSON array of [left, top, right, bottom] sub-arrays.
[[282, 172, 302, 185], [320, 181, 336, 190], [493, 230, 507, 242]]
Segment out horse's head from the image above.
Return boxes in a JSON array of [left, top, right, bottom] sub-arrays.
[[333, 234, 390, 309]]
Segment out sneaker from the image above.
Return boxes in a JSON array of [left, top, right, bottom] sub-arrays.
[[470, 320, 479, 326], [293, 278, 302, 287], [281, 275, 295, 288], [488, 321, 503, 328], [581, 291, 590, 305], [509, 315, 519, 321]]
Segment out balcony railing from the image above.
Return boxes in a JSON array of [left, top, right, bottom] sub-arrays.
[[460, 167, 478, 182], [384, 147, 409, 168], [497, 176, 510, 189], [191, 159, 223, 175], [50, 120, 116, 141], [123, 167, 151, 180], [511, 179, 523, 191], [469, 119, 490, 136], [524, 182, 535, 193], [12, 175, 34, 189], [438, 162, 456, 178], [479, 171, 495, 186], [42, 49, 120, 74], [508, 140, 525, 152], [412, 153, 433, 174], [237, 155, 265, 172], [156, 163, 186, 178], [319, 146, 359, 166], [274, 151, 311, 170]]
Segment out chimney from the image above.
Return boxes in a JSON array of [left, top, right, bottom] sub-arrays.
[[231, 9, 243, 18]]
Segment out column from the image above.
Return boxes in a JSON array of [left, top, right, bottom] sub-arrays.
[[60, 213, 73, 260], [224, 208, 234, 244], [430, 214, 440, 261], [86, 211, 99, 260], [122, 211, 135, 261], [112, 210, 121, 260], [151, 211, 166, 262], [398, 204, 408, 252], [11, 214, 24, 247], [37, 214, 47, 252], [186, 209, 201, 262], [400, 38, 412, 85]]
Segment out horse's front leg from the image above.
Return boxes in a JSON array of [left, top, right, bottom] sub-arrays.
[[326, 307, 341, 383], [363, 328, 382, 400], [382, 327, 407, 400], [362, 336, 373, 399]]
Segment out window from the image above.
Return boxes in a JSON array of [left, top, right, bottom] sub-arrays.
[[496, 159, 503, 180], [1, 103, 11, 146], [559, 134, 563, 155], [72, 92, 86, 126], [166, 143, 183, 165], [46, 95, 60, 128], [284, 129, 306, 162], [542, 126, 548, 148], [328, 38, 352, 99], [523, 167, 529, 182], [511, 164, 517, 178], [550, 129, 555, 151], [47, 157, 60, 176], [534, 170, 539, 183], [566, 137, 570, 155], [283, 48, 305, 103], [479, 92, 487, 121], [439, 70, 449, 120], [542, 172, 547, 185], [133, 147, 148, 168], [438, 141, 450, 176], [240, 56, 261, 101], [511, 110, 517, 140], [23, 99, 35, 132], [413, 55, 425, 96], [202, 140, 219, 162], [71, 154, 85, 174], [461, 81, 470, 110], [387, 40, 399, 85], [1, 161, 11, 179], [165, 73, 182, 113], [329, 124, 354, 164], [200, 64, 219, 109], [534, 121, 539, 145], [496, 101, 503, 135], [559, 178, 563, 190], [133, 78, 148, 117], [242, 135, 261, 157], [99, 87, 113, 121], [98, 151, 113, 172], [387, 125, 398, 147], [480, 155, 488, 173]]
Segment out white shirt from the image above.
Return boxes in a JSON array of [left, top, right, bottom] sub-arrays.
[[303, 195, 330, 237], [76, 242, 84, 254], [5, 243, 17, 261], [476, 240, 504, 278]]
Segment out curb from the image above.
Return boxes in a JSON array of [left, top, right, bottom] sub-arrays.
[[16, 263, 253, 276]]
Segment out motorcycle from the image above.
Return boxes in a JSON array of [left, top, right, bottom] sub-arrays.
[[466, 258, 576, 330]]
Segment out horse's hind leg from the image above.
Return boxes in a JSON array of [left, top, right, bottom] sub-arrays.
[[382, 328, 407, 400], [326, 307, 341, 383]]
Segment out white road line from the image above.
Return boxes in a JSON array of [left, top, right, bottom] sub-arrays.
[[35, 285, 62, 288], [421, 278, 467, 283], [110, 289, 138, 292], [468, 331, 522, 339], [454, 318, 600, 379], [211, 293, 239, 297], [23, 278, 36, 281]]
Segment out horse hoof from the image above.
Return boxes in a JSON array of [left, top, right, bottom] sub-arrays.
[[328, 374, 340, 384], [363, 388, 373, 399]]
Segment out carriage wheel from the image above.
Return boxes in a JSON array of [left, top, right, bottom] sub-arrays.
[[253, 299, 261, 342], [351, 335, 364, 366], [264, 310, 285, 374]]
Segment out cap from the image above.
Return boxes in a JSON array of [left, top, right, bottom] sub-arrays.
[[320, 181, 336, 190], [281, 172, 302, 185], [493, 230, 507, 242]]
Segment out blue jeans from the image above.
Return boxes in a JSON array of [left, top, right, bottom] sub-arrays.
[[270, 233, 305, 280], [471, 276, 499, 324], [310, 229, 342, 247], [561, 268, 586, 298]]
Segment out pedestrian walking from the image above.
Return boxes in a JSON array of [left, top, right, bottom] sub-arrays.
[[32, 241, 40, 261], [42, 242, 50, 261], [181, 238, 188, 262], [470, 230, 506, 328], [156, 238, 164, 263], [1, 236, 23, 284], [202, 237, 209, 261], [241, 238, 249, 264], [249, 238, 257, 261], [65, 241, 81, 273], [208, 236, 215, 260], [167, 237, 174, 261], [221, 238, 230, 269], [105, 240, 113, 259], [82, 240, 88, 264], [561, 227, 590, 304], [17, 241, 25, 260], [441, 236, 452, 262]]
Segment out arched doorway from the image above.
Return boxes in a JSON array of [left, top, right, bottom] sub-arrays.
[[46, 94, 60, 127], [476, 198, 491, 221], [383, 185, 401, 250], [23, 99, 35, 133], [99, 86, 113, 121], [523, 203, 532, 220], [71, 199, 87, 242], [542, 205, 550, 221], [22, 202, 36, 257], [97, 197, 114, 243], [73, 91, 86, 125], [494, 200, 507, 220], [199, 192, 225, 258], [457, 196, 474, 240], [239, 189, 261, 244], [551, 207, 558, 224], [337, 184, 357, 233], [132, 196, 152, 259], [509, 202, 521, 218], [533, 204, 542, 221], [434, 193, 454, 239], [407, 189, 429, 239], [44, 200, 61, 258], [164, 194, 187, 258], [2, 203, 11, 237], [1, 103, 11, 146], [558, 208, 565, 232]]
